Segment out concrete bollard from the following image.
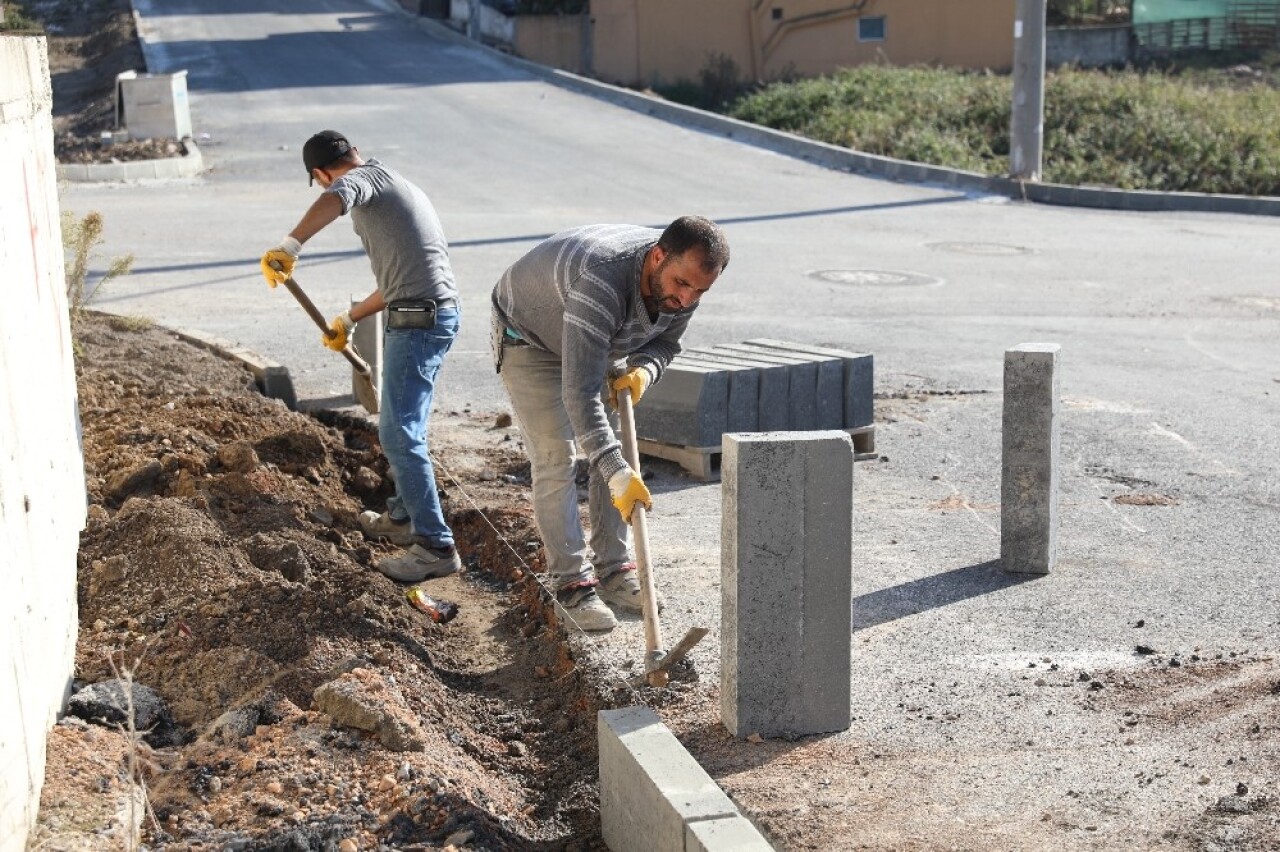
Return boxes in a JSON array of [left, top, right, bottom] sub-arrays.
[[1001, 343, 1060, 574], [351, 296, 383, 406], [721, 432, 853, 738]]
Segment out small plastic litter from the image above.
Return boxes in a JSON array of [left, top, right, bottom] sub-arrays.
[[405, 586, 458, 623]]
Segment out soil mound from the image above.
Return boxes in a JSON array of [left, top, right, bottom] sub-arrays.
[[56, 312, 614, 850]]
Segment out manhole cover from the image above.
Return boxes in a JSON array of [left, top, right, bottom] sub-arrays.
[[808, 269, 941, 287], [926, 241, 1032, 256]]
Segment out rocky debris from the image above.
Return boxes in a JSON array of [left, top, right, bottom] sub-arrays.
[[67, 678, 183, 747], [104, 458, 163, 504], [29, 722, 147, 851], [51, 314, 618, 849], [244, 533, 311, 582], [314, 669, 428, 753], [217, 441, 260, 473]]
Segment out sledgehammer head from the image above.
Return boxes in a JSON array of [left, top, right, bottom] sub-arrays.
[[644, 627, 709, 687]]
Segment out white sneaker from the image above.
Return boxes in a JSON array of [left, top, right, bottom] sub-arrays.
[[598, 563, 664, 614], [358, 510, 415, 546], [377, 542, 461, 582], [555, 581, 617, 632]]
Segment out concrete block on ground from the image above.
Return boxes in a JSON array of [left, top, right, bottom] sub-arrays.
[[722, 432, 853, 738], [710, 344, 820, 431], [600, 707, 763, 852], [746, 339, 875, 428], [165, 324, 298, 410], [687, 815, 776, 852], [259, 366, 298, 411], [1001, 343, 1060, 574], [673, 352, 761, 433], [351, 297, 383, 406], [684, 347, 791, 431], [635, 362, 730, 448]]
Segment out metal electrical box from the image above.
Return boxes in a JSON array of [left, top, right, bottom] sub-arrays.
[[115, 70, 192, 140]]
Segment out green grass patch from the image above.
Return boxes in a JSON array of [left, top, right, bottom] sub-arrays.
[[1, 2, 43, 32], [721, 64, 1280, 196]]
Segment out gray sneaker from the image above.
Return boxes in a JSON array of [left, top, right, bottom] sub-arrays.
[[358, 510, 414, 546], [598, 563, 664, 614], [555, 581, 617, 632], [377, 542, 461, 582]]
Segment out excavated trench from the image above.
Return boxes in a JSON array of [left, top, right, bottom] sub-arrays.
[[66, 313, 627, 850]]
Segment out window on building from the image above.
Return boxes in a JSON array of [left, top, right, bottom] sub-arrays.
[[858, 15, 886, 42], [772, 7, 783, 20]]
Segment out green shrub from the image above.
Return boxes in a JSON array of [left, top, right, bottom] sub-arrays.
[[726, 64, 1280, 196], [1, 2, 42, 32]]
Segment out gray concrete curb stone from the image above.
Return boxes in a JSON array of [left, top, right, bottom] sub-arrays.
[[57, 138, 203, 183], [599, 706, 775, 851], [170, 324, 298, 410]]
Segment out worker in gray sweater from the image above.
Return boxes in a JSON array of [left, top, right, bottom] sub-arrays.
[[491, 217, 730, 631]]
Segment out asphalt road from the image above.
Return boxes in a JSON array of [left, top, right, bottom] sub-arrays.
[[63, 0, 1280, 846]]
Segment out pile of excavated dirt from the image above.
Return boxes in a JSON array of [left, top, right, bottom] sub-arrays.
[[39, 311, 631, 850]]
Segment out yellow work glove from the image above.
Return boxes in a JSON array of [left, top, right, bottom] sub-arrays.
[[608, 466, 652, 523], [324, 311, 355, 352], [609, 366, 652, 408], [260, 236, 302, 288]]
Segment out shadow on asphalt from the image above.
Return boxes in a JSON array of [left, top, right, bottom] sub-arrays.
[[852, 559, 1041, 632]]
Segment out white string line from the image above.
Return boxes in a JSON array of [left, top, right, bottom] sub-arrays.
[[430, 451, 643, 696]]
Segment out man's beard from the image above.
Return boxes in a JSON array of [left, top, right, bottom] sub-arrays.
[[649, 259, 683, 314]]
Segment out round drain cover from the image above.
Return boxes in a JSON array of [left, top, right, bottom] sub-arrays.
[[808, 269, 941, 287], [926, 241, 1031, 256]]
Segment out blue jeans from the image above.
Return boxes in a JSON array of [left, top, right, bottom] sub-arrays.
[[379, 308, 459, 548]]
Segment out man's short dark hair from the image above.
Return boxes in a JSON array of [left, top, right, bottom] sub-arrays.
[[656, 216, 730, 273]]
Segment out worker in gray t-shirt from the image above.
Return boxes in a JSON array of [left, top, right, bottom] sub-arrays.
[[492, 217, 730, 631], [260, 130, 461, 584]]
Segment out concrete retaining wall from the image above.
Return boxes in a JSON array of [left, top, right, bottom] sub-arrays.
[[0, 35, 84, 851]]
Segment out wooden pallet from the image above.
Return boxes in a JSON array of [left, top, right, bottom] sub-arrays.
[[638, 425, 876, 481]]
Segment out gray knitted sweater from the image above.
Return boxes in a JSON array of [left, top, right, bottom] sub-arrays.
[[491, 224, 696, 479]]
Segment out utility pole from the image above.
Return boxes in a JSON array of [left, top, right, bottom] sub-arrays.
[[579, 1, 594, 77], [1010, 0, 1046, 181]]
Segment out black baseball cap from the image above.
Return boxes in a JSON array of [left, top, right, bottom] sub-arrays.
[[302, 130, 351, 185]]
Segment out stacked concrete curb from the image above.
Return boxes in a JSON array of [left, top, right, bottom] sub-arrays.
[[402, 12, 1280, 217], [599, 707, 775, 852], [56, 137, 203, 182]]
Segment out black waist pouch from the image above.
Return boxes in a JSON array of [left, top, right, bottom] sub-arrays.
[[386, 299, 437, 330]]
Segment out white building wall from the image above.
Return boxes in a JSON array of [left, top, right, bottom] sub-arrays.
[[0, 35, 83, 851]]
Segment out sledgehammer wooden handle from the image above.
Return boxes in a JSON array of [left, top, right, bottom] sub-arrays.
[[617, 390, 666, 685], [281, 276, 373, 375]]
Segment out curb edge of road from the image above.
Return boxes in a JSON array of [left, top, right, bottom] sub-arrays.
[[406, 14, 1280, 218], [56, 138, 204, 184], [87, 309, 298, 411]]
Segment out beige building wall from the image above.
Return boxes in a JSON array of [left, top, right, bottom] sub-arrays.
[[0, 35, 83, 852], [514, 14, 587, 75], [581, 0, 1016, 86]]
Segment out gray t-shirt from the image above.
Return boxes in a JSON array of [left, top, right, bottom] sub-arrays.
[[327, 159, 457, 304], [492, 224, 696, 478]]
